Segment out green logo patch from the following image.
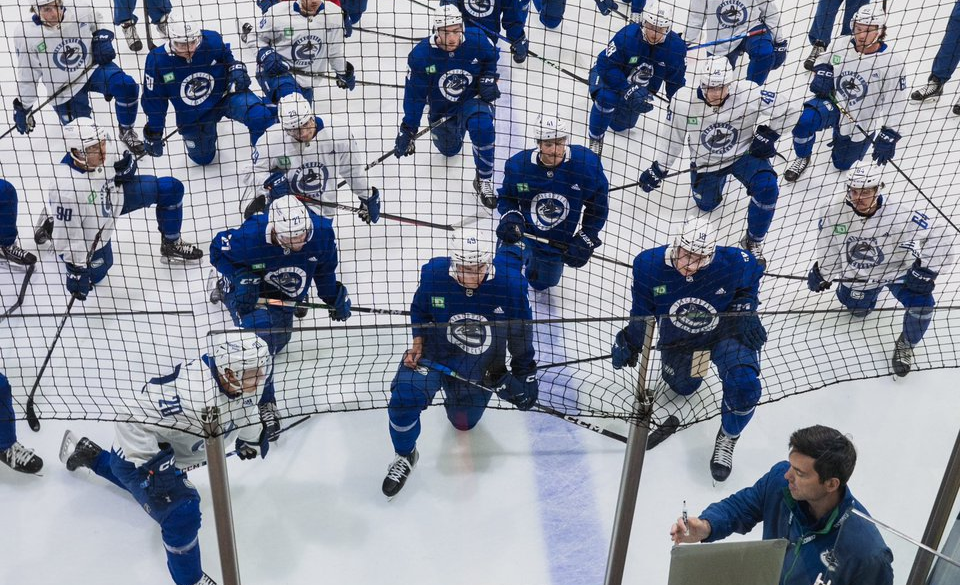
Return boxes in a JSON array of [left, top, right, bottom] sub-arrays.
[[628, 56, 638, 64], [37, 42, 46, 53], [833, 224, 849, 235], [431, 296, 445, 308], [284, 27, 294, 38], [251, 263, 266, 271], [277, 155, 291, 169], [831, 54, 841, 65], [426, 64, 436, 74], [653, 285, 667, 296], [518, 183, 529, 192], [687, 116, 698, 125], [163, 72, 175, 83], [87, 191, 96, 203]]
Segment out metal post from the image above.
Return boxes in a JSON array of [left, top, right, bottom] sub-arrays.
[[907, 423, 960, 585], [202, 406, 242, 585], [604, 318, 657, 585]]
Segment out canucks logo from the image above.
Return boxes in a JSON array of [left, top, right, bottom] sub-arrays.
[[716, 0, 748, 28], [52, 38, 87, 72], [628, 62, 656, 87], [447, 313, 491, 356], [530, 192, 570, 231], [292, 35, 324, 68], [700, 122, 739, 154], [837, 72, 868, 105], [669, 297, 720, 334], [264, 266, 309, 297], [180, 72, 215, 107], [464, 0, 495, 18], [438, 69, 473, 102], [99, 184, 114, 218], [845, 237, 884, 269], [289, 162, 330, 196]]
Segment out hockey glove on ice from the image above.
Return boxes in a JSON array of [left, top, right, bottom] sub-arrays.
[[564, 231, 601, 268], [477, 74, 501, 103], [611, 327, 642, 370], [12, 99, 34, 135], [113, 151, 138, 186], [810, 63, 835, 98], [904, 260, 937, 295], [394, 123, 416, 158], [497, 211, 525, 244], [236, 430, 270, 460], [91, 30, 116, 65], [336, 61, 356, 91], [872, 126, 901, 165], [227, 62, 251, 93], [495, 373, 539, 411], [358, 187, 380, 224], [257, 47, 290, 78], [748, 125, 780, 159], [772, 39, 788, 69], [231, 270, 262, 315], [806, 262, 832, 292], [143, 126, 164, 157], [66, 263, 92, 301], [639, 161, 667, 193], [511, 35, 529, 64], [594, 0, 618, 15], [263, 171, 293, 200], [623, 84, 653, 115], [323, 281, 352, 321], [138, 447, 182, 500]]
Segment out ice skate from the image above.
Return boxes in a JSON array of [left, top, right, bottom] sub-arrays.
[[193, 574, 218, 585], [588, 135, 604, 156], [803, 42, 826, 72], [739, 234, 766, 268], [239, 21, 255, 46], [892, 334, 914, 377], [0, 243, 37, 267], [710, 428, 739, 482], [911, 76, 943, 102], [60, 431, 103, 472], [784, 156, 810, 182], [0, 442, 43, 474], [118, 125, 146, 157], [260, 402, 282, 442], [160, 238, 204, 263], [34, 213, 53, 246], [121, 20, 143, 52], [382, 449, 419, 498], [473, 175, 497, 209]]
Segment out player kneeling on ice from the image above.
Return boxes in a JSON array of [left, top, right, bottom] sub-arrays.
[[42, 118, 201, 302], [382, 230, 537, 498], [784, 3, 906, 182], [638, 57, 796, 266], [210, 195, 351, 356], [394, 5, 500, 208], [141, 11, 275, 166], [807, 161, 955, 377], [61, 332, 274, 585], [439, 0, 530, 64], [611, 217, 766, 482], [242, 93, 379, 224], [587, 1, 686, 156], [0, 180, 37, 268], [495, 115, 609, 291], [0, 371, 42, 474]]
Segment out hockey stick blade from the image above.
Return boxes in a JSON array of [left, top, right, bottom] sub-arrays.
[[646, 415, 681, 450], [0, 263, 36, 322]]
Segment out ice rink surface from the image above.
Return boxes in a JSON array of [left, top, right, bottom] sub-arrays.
[[0, 0, 958, 583]]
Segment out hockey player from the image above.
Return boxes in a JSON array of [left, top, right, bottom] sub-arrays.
[[784, 3, 906, 182], [801, 0, 870, 71], [587, 1, 687, 155], [255, 0, 356, 105], [13, 0, 145, 155], [210, 195, 352, 356], [61, 331, 273, 585], [0, 180, 37, 267], [911, 1, 960, 113], [395, 6, 500, 207], [0, 371, 43, 474], [382, 230, 537, 497], [496, 116, 609, 291], [111, 0, 173, 51], [611, 216, 767, 481], [807, 161, 956, 377], [683, 0, 788, 85], [43, 117, 201, 301], [439, 0, 530, 63], [242, 93, 380, 224], [141, 13, 275, 166], [638, 57, 796, 265]]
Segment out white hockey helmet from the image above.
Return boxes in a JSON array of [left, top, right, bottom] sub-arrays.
[[699, 56, 734, 88], [532, 114, 569, 142], [166, 11, 202, 46], [212, 330, 270, 379], [433, 4, 464, 32], [642, 1, 673, 28], [63, 117, 110, 164], [269, 194, 313, 249], [450, 228, 493, 268], [851, 2, 887, 28], [846, 159, 884, 190], [674, 216, 717, 264], [278, 93, 314, 131]]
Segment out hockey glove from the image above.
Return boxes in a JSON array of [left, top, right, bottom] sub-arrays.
[[872, 126, 901, 166], [227, 62, 251, 93], [594, 0, 618, 15], [495, 372, 539, 411], [477, 73, 501, 103], [231, 269, 262, 315], [336, 61, 356, 91], [257, 46, 290, 78], [623, 84, 653, 115], [806, 262, 832, 292], [263, 171, 293, 200], [511, 35, 529, 64], [564, 231, 601, 268], [66, 263, 92, 301], [323, 281, 352, 321], [810, 63, 835, 98], [113, 151, 138, 186], [748, 125, 780, 159], [236, 430, 270, 460], [12, 99, 34, 135], [639, 161, 667, 193], [611, 327, 642, 370], [143, 126, 164, 157], [138, 447, 183, 500], [394, 123, 416, 158], [729, 301, 767, 351], [904, 260, 937, 295], [772, 39, 788, 69], [91, 29, 116, 65], [496, 210, 525, 244], [358, 187, 380, 224]]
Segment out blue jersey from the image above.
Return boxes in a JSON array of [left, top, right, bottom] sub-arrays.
[[142, 30, 238, 131], [498, 145, 609, 244], [401, 27, 499, 129], [593, 23, 687, 99], [439, 0, 526, 44], [411, 256, 535, 378], [627, 245, 763, 350], [209, 211, 340, 304]]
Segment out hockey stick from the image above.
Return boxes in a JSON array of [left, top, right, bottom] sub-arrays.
[[0, 263, 36, 322], [355, 25, 422, 42], [0, 63, 97, 142], [257, 297, 412, 316], [687, 29, 768, 51], [26, 227, 105, 432], [298, 196, 458, 231], [144, 2, 157, 51], [523, 233, 633, 269], [295, 69, 405, 89], [764, 271, 905, 285], [179, 414, 314, 473], [609, 146, 786, 193]]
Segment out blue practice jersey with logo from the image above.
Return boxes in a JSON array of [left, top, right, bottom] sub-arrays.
[[593, 23, 687, 99], [439, 0, 527, 44]]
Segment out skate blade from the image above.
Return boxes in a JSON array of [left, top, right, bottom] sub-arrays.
[[58, 430, 79, 465], [159, 256, 202, 265]]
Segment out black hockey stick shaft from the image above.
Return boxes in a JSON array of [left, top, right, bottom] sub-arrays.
[[540, 354, 612, 370], [355, 25, 421, 42], [0, 263, 36, 322], [523, 233, 633, 269], [257, 297, 412, 316], [144, 2, 157, 50], [765, 271, 904, 285], [0, 63, 97, 142], [181, 414, 313, 473], [298, 69, 405, 89], [609, 148, 785, 193], [298, 196, 457, 231]]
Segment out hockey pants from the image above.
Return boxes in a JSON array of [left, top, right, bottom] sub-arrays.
[[932, 1, 960, 82], [257, 71, 315, 106], [223, 289, 296, 356], [808, 0, 870, 47], [837, 283, 935, 346], [0, 373, 16, 451], [587, 66, 659, 138], [660, 337, 761, 437], [429, 99, 496, 180], [532, 0, 565, 28], [113, 0, 172, 25], [792, 98, 871, 170], [388, 361, 494, 456], [0, 180, 19, 248], [53, 64, 140, 128], [498, 238, 564, 291], [179, 91, 275, 165], [724, 25, 777, 85], [690, 155, 779, 241]]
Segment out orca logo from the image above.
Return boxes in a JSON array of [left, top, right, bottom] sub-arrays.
[[845, 237, 884, 269], [628, 61, 656, 86], [292, 35, 323, 68], [447, 313, 491, 355], [289, 162, 330, 196], [264, 266, 309, 297], [716, 0, 748, 28], [530, 192, 570, 230], [837, 72, 868, 105], [180, 72, 215, 106], [53, 38, 86, 72], [438, 69, 473, 101], [700, 122, 740, 154], [464, 0, 495, 18], [668, 296, 719, 334], [100, 185, 114, 218], [820, 549, 839, 572]]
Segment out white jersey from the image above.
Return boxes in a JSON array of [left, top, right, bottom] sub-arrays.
[[46, 149, 121, 266], [814, 193, 957, 292], [816, 38, 907, 138], [113, 355, 268, 469], [246, 121, 369, 218], [684, 0, 782, 57], [657, 80, 798, 171], [257, 1, 347, 90], [13, 2, 107, 108]]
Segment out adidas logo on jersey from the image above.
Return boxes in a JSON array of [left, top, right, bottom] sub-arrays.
[[494, 307, 504, 314], [715, 287, 726, 295], [471, 58, 479, 64], [572, 184, 581, 191]]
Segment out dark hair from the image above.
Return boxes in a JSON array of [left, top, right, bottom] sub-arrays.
[[789, 425, 857, 487]]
